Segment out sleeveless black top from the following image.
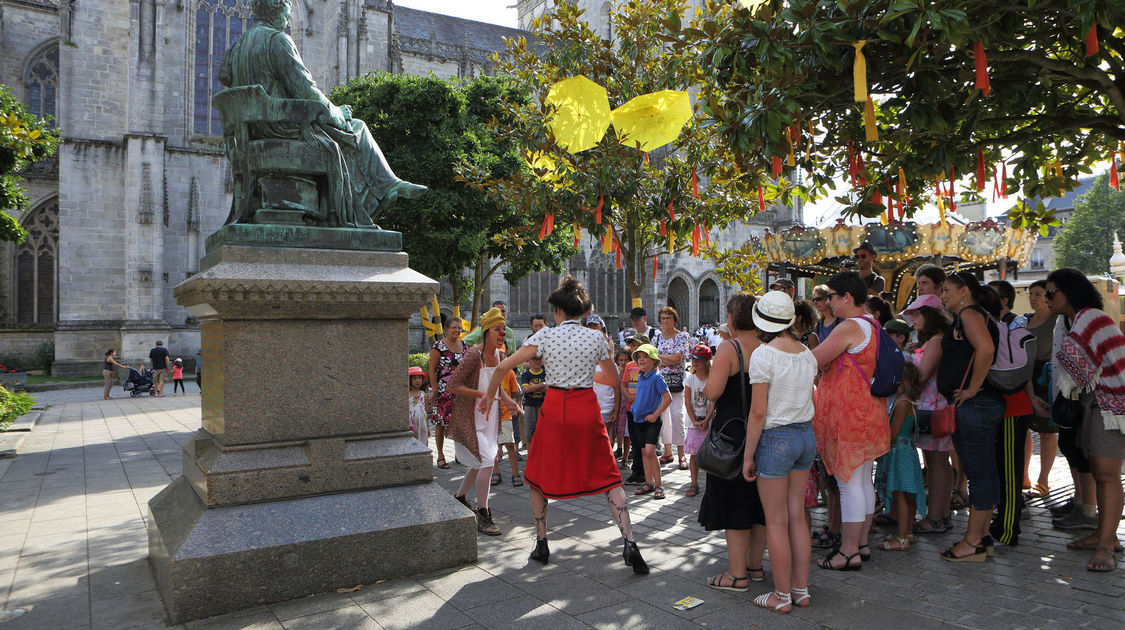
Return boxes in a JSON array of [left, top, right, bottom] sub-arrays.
[[937, 304, 1000, 400]]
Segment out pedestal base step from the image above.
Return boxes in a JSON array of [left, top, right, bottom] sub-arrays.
[[148, 477, 476, 624]]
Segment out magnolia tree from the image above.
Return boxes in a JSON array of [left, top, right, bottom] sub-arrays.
[[690, 0, 1124, 231], [1, 85, 59, 243], [461, 0, 762, 303]]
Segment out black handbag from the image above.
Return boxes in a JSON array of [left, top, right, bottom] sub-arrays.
[[694, 340, 748, 480], [1051, 394, 1084, 430], [915, 409, 933, 435], [664, 371, 685, 393]]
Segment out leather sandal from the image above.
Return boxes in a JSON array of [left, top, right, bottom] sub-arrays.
[[652, 486, 666, 499], [880, 536, 911, 551], [940, 540, 987, 562], [790, 586, 810, 607], [436, 458, 450, 470], [706, 572, 749, 592], [1025, 482, 1050, 498], [634, 483, 655, 495], [914, 517, 950, 534], [511, 472, 524, 487], [1086, 545, 1119, 572], [858, 544, 871, 561], [490, 471, 502, 486], [818, 548, 862, 571], [1067, 536, 1123, 552], [747, 566, 765, 582], [685, 483, 699, 497]]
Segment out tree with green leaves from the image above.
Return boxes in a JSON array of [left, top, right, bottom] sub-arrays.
[[1053, 174, 1125, 274], [461, 0, 760, 303], [692, 0, 1124, 227], [329, 73, 574, 325], [1, 85, 59, 242]]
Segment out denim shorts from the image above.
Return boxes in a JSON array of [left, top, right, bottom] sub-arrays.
[[754, 421, 817, 479], [951, 393, 1005, 510]]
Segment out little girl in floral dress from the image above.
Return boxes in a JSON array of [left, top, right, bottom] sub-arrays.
[[408, 366, 430, 446]]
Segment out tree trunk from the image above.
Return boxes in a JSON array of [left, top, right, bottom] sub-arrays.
[[470, 255, 485, 328], [623, 227, 646, 306]]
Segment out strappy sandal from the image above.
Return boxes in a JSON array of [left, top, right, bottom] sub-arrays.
[[790, 586, 810, 607], [1086, 545, 1119, 572], [818, 548, 862, 571], [659, 455, 674, 465], [747, 566, 765, 582], [684, 483, 699, 497], [1068, 536, 1124, 552], [811, 525, 839, 548], [490, 471, 502, 486], [678, 459, 689, 470], [880, 536, 911, 551], [940, 540, 987, 562], [634, 483, 655, 496], [752, 590, 792, 614], [914, 517, 950, 534], [1025, 482, 1050, 498], [706, 572, 749, 592], [653, 486, 666, 499], [858, 544, 871, 561], [436, 458, 450, 469], [950, 489, 969, 510], [511, 472, 524, 487]]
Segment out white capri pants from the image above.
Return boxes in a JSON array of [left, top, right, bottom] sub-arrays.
[[837, 460, 876, 523], [660, 390, 686, 447]]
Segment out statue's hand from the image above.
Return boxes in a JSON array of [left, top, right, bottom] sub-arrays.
[[328, 105, 349, 129]]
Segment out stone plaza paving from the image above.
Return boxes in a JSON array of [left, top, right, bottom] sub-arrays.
[[0, 387, 1122, 630]]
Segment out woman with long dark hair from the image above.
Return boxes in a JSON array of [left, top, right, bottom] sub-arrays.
[[1045, 268, 1125, 572], [936, 271, 1004, 562], [480, 276, 648, 574]]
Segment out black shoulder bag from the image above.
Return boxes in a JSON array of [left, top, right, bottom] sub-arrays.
[[694, 340, 748, 480]]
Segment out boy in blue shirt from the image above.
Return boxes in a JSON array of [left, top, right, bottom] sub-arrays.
[[630, 344, 672, 499]]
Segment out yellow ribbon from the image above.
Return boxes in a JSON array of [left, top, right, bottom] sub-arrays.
[[864, 98, 878, 141], [602, 228, 613, 255], [669, 231, 676, 253], [853, 41, 867, 102], [937, 191, 947, 224], [898, 166, 908, 203], [786, 130, 796, 166]]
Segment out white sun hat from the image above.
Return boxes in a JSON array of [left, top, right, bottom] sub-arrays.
[[752, 290, 796, 333]]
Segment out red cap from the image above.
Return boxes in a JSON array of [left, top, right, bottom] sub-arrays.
[[688, 344, 713, 360]]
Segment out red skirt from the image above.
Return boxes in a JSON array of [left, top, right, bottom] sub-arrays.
[[525, 388, 623, 499]]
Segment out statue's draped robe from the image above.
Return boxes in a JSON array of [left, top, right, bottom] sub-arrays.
[[219, 23, 401, 227]]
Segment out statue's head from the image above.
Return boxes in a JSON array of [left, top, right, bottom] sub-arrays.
[[252, 0, 291, 30]]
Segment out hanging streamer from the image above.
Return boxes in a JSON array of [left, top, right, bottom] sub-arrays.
[[1111, 160, 1120, 191], [573, 223, 581, 247], [974, 39, 990, 96], [602, 228, 613, 254], [856, 153, 867, 186], [539, 211, 554, 239], [659, 220, 667, 236], [652, 254, 658, 281], [852, 41, 867, 102], [667, 200, 675, 222], [702, 220, 710, 246], [1086, 25, 1099, 56], [786, 126, 796, 166], [864, 98, 878, 141], [691, 166, 699, 198], [992, 173, 1000, 203], [847, 141, 857, 187], [772, 156, 783, 177], [948, 166, 957, 212], [692, 224, 701, 257], [594, 195, 603, 223], [615, 241, 621, 270], [669, 231, 676, 253], [898, 166, 909, 205], [976, 149, 987, 191], [935, 181, 947, 224], [1001, 162, 1008, 198], [644, 152, 649, 166], [758, 185, 766, 213]]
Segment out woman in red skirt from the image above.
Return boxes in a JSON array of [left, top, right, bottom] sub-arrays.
[[480, 276, 648, 574]]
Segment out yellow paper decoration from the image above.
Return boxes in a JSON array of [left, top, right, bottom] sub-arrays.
[[602, 228, 613, 255], [864, 98, 878, 141], [852, 41, 867, 102], [669, 231, 676, 253], [786, 130, 796, 166], [898, 167, 908, 201], [937, 190, 947, 224]]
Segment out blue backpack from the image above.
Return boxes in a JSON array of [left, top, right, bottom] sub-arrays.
[[843, 316, 905, 398]]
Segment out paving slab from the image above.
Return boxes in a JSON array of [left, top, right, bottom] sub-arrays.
[[0, 386, 1122, 630]]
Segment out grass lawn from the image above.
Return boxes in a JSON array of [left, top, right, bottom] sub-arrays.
[[26, 374, 102, 385]]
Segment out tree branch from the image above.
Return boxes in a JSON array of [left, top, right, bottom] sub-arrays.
[[989, 50, 1125, 123]]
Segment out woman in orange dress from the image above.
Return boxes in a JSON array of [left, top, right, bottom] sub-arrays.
[[811, 271, 890, 571]]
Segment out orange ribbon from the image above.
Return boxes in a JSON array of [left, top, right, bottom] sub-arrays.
[[539, 212, 554, 239], [1086, 25, 1099, 56], [974, 39, 990, 96]]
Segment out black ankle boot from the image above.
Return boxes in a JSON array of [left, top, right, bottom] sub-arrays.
[[623, 540, 649, 575], [454, 494, 474, 512], [529, 538, 550, 564]]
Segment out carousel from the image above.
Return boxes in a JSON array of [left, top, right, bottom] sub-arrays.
[[753, 217, 1039, 310]]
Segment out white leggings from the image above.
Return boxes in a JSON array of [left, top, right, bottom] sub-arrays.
[[837, 460, 876, 523]]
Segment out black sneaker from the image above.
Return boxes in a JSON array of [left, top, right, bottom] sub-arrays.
[[1048, 497, 1076, 517], [624, 473, 645, 485]]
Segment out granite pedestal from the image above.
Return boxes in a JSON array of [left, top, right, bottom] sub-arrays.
[[148, 226, 477, 624]]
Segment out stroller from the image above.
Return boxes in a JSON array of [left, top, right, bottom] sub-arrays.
[[124, 367, 156, 397]]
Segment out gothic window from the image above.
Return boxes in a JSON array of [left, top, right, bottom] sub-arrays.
[[14, 201, 59, 325], [194, 0, 252, 135], [24, 43, 59, 126]]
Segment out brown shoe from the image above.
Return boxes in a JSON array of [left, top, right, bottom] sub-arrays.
[[477, 507, 501, 536]]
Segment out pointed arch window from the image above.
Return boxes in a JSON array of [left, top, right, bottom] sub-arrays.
[[14, 201, 59, 325], [24, 43, 59, 126], [194, 0, 252, 135]]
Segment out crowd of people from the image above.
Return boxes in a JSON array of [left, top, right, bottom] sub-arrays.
[[408, 249, 1125, 613]]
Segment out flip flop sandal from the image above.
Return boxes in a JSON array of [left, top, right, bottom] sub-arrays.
[[436, 458, 451, 470], [653, 486, 666, 499], [685, 483, 699, 497], [634, 483, 655, 496], [511, 473, 524, 487], [1067, 537, 1124, 552]]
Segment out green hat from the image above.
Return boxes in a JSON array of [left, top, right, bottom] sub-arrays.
[[632, 344, 659, 361], [883, 319, 912, 335]]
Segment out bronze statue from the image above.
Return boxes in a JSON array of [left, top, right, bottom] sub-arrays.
[[215, 0, 425, 228]]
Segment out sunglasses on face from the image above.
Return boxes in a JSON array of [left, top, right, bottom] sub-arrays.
[[827, 292, 843, 300], [1044, 289, 1059, 299], [812, 296, 826, 303]]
